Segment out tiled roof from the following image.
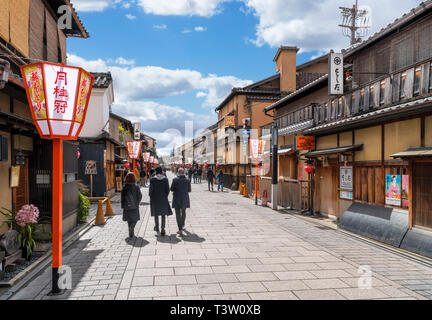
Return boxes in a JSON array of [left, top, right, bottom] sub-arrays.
[[91, 72, 113, 88]]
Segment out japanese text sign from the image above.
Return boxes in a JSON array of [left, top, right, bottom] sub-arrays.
[[20, 62, 94, 140], [328, 52, 344, 95], [340, 166, 353, 190], [126, 141, 142, 159]]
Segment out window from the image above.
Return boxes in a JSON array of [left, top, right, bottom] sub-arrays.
[[400, 73, 407, 99], [338, 97, 343, 117], [351, 93, 356, 112], [369, 85, 375, 108], [360, 89, 365, 110], [413, 67, 421, 96], [379, 80, 386, 105], [331, 101, 335, 119]]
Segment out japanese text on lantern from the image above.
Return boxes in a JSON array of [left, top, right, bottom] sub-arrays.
[[76, 73, 90, 123], [24, 65, 46, 120], [53, 71, 68, 114]]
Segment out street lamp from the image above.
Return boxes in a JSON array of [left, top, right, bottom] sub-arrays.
[[20, 62, 94, 294]]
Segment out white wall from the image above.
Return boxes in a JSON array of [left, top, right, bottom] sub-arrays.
[[79, 84, 113, 138]]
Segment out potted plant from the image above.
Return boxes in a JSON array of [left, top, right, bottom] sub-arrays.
[[1, 205, 39, 260]]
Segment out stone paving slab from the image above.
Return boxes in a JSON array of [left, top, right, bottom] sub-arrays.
[[6, 172, 432, 300]]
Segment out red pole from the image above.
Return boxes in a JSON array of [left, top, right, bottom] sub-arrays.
[[52, 139, 63, 293], [145, 162, 148, 184], [133, 159, 136, 174], [255, 163, 258, 205]]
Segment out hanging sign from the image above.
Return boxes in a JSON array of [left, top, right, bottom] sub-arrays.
[[250, 139, 266, 160], [340, 166, 353, 190], [225, 115, 235, 128], [126, 141, 142, 159], [133, 122, 141, 140], [296, 136, 315, 150], [328, 52, 344, 95]]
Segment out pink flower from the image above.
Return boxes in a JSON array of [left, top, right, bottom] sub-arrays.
[[15, 204, 39, 227]]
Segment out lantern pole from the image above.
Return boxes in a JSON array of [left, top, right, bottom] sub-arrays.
[[133, 159, 136, 175], [255, 162, 258, 206], [52, 138, 63, 294]]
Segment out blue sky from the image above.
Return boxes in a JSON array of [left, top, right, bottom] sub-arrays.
[[68, 0, 421, 155]]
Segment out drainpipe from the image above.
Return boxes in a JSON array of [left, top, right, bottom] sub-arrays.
[[271, 126, 279, 210]]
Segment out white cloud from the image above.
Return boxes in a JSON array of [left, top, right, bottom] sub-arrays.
[[67, 54, 251, 155], [153, 24, 168, 30], [242, 0, 421, 52], [136, 0, 228, 17], [115, 57, 135, 65], [194, 26, 206, 32], [125, 13, 136, 20], [182, 28, 192, 34]]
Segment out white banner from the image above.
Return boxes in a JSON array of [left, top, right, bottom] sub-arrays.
[[329, 52, 344, 95]]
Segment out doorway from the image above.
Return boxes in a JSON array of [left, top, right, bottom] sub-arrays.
[[413, 162, 432, 229]]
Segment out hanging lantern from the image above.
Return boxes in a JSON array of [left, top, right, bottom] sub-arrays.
[[123, 161, 130, 169], [77, 149, 80, 159], [20, 62, 94, 140], [305, 162, 315, 173]]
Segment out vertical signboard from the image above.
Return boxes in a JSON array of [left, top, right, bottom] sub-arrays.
[[329, 52, 344, 96], [133, 122, 141, 140]]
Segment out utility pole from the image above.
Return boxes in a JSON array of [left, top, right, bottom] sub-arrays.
[[339, 0, 370, 46]]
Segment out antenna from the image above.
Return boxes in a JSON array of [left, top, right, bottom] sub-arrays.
[[339, 0, 370, 46]]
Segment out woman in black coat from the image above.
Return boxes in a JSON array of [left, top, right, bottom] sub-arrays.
[[149, 166, 172, 236], [121, 172, 142, 239], [170, 168, 191, 236]]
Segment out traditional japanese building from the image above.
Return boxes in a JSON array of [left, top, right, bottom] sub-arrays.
[[0, 0, 88, 236], [266, 0, 432, 258]]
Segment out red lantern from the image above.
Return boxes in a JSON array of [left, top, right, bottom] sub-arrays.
[[205, 162, 208, 167], [305, 163, 315, 173], [123, 161, 130, 169], [20, 61, 94, 294], [77, 150, 80, 159]]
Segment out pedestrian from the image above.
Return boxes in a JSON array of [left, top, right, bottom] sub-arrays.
[[193, 167, 198, 184], [139, 169, 146, 187], [121, 172, 142, 240], [149, 166, 172, 236], [170, 167, 191, 236], [217, 170, 224, 192], [207, 168, 214, 191], [187, 167, 193, 180], [197, 167, 202, 183]]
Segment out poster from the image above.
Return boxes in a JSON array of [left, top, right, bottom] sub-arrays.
[[340, 166, 353, 190], [385, 175, 401, 206], [402, 175, 409, 209], [340, 191, 353, 200]]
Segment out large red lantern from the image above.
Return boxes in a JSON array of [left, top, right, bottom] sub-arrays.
[[126, 141, 142, 173], [123, 161, 130, 169], [20, 62, 94, 294], [21, 62, 94, 139]]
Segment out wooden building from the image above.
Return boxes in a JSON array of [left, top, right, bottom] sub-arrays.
[[0, 0, 88, 235], [264, 1, 432, 257]]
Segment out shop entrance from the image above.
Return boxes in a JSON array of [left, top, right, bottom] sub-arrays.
[[315, 165, 338, 217], [413, 162, 432, 229]]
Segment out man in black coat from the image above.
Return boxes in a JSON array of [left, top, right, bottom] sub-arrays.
[[149, 166, 172, 236], [207, 168, 214, 191], [170, 167, 191, 236]]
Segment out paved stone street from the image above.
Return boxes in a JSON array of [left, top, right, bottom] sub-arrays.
[[7, 173, 432, 300]]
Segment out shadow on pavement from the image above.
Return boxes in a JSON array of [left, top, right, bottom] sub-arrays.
[[156, 234, 182, 244], [125, 237, 150, 247], [181, 230, 206, 243]]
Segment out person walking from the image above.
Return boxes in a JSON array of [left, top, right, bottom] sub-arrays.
[[197, 167, 202, 183], [121, 172, 142, 240], [207, 168, 214, 191], [187, 167, 193, 181], [170, 167, 191, 236], [149, 166, 172, 236], [217, 170, 224, 192]]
